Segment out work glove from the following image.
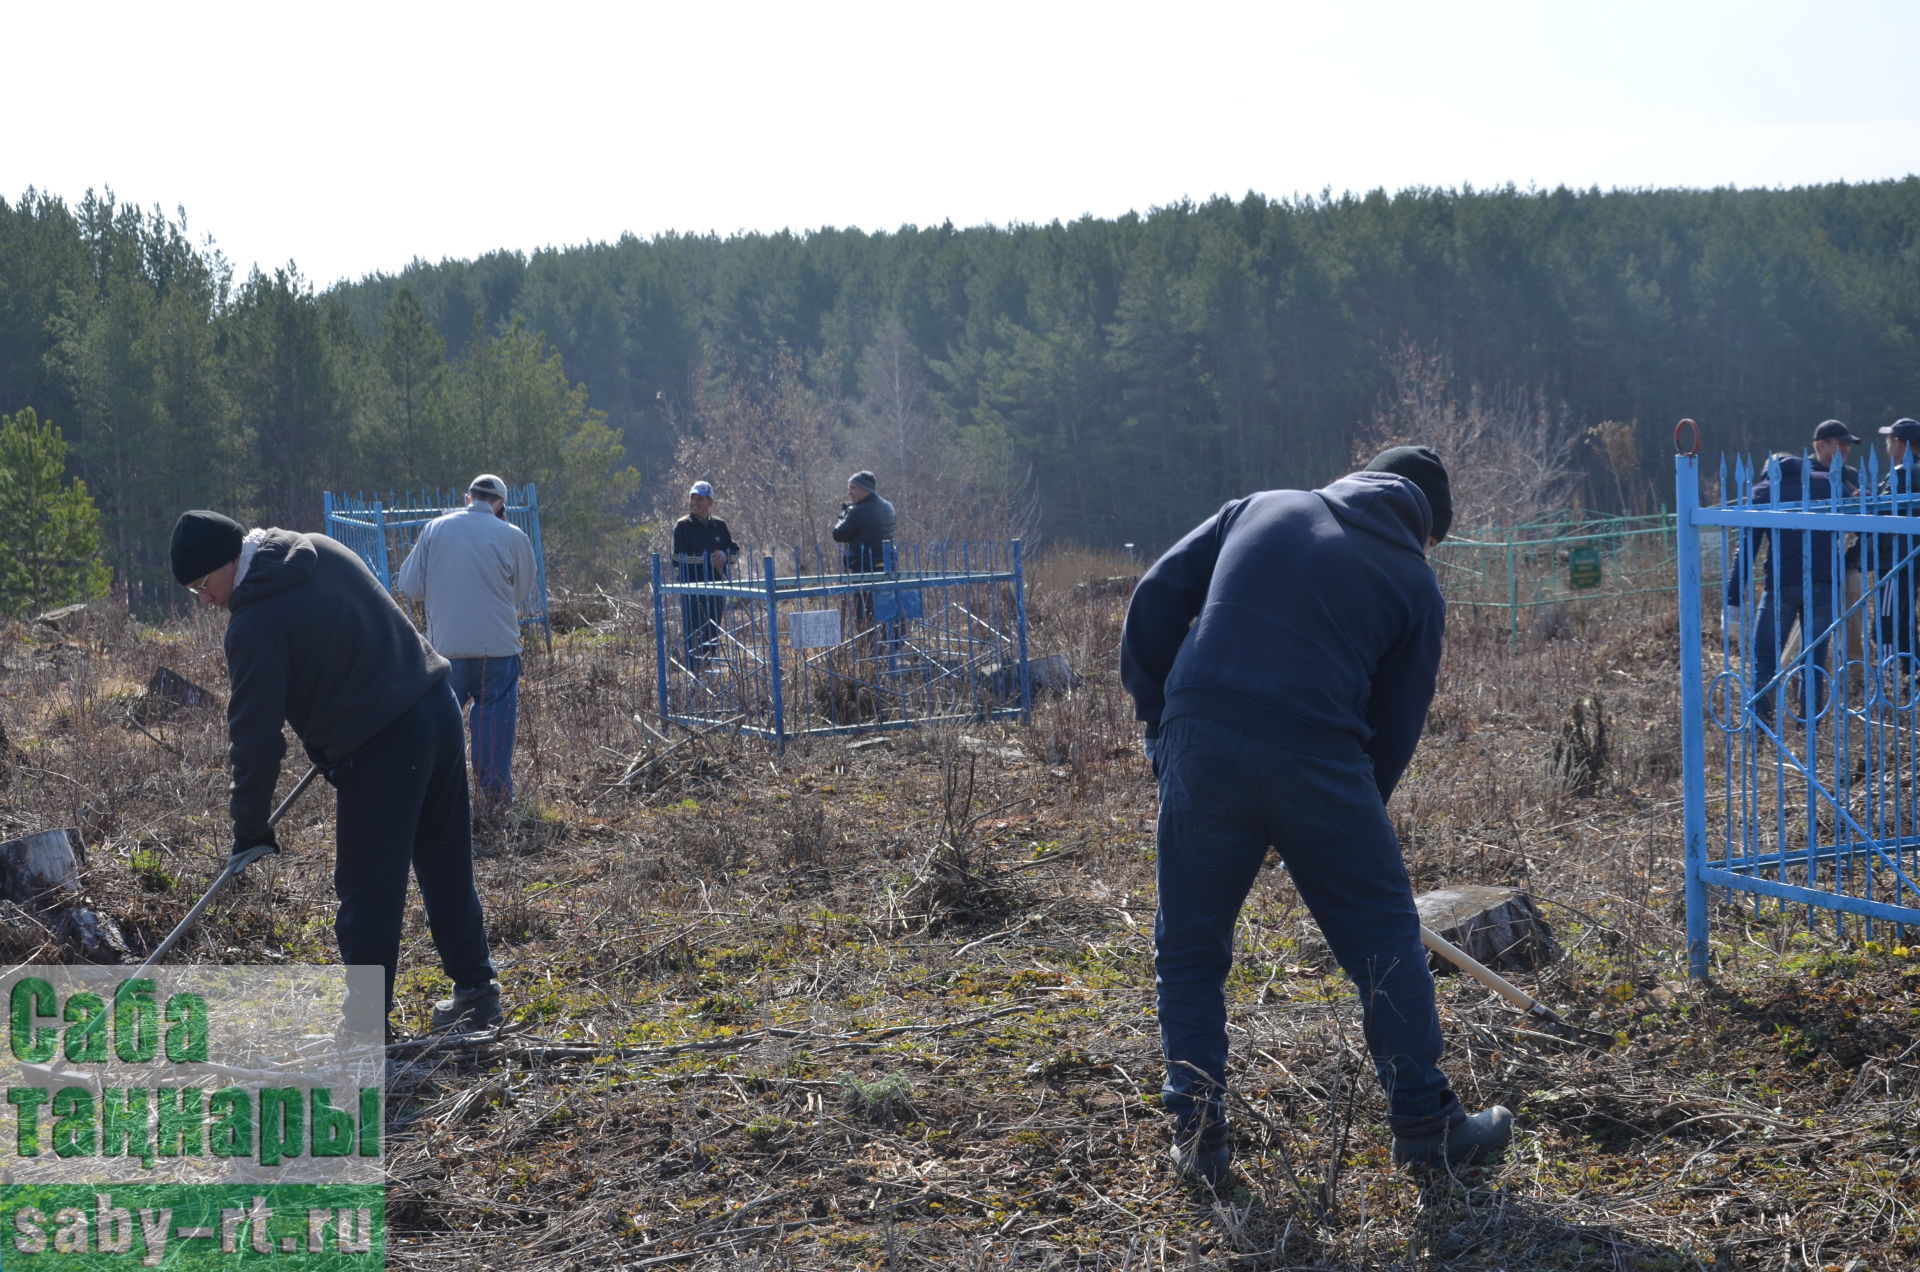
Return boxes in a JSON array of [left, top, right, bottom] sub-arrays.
[[709, 550, 728, 571], [228, 836, 280, 875], [1723, 603, 1742, 630], [1142, 728, 1160, 778]]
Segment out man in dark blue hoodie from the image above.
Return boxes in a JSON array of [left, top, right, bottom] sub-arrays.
[[1120, 447, 1510, 1185], [1723, 454, 1841, 722]]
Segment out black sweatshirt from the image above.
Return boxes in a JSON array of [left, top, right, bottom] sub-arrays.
[[1120, 472, 1444, 803], [224, 530, 448, 843], [831, 494, 896, 572]]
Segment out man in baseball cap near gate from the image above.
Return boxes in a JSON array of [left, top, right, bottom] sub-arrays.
[[1810, 419, 1861, 495], [1120, 446, 1510, 1188]]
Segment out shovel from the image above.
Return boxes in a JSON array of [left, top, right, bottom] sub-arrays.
[[1421, 924, 1614, 1049], [127, 764, 322, 982]]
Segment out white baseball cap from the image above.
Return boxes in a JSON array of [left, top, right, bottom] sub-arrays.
[[469, 474, 508, 501]]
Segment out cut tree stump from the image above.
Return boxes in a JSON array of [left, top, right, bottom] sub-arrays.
[[142, 665, 216, 717], [55, 906, 129, 963], [0, 829, 82, 905], [31, 603, 88, 631], [1072, 576, 1139, 600], [1414, 884, 1562, 973], [989, 654, 1083, 702]]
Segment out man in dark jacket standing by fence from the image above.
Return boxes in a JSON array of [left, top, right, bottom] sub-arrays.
[[171, 509, 501, 1035], [1871, 420, 1920, 671], [1724, 454, 1841, 723], [833, 470, 897, 644], [669, 479, 741, 667], [1120, 447, 1510, 1186], [832, 470, 895, 573]]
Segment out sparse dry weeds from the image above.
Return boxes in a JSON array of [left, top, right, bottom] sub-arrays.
[[0, 563, 1916, 1271]]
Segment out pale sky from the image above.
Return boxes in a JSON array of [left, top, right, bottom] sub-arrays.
[[12, 0, 1920, 290]]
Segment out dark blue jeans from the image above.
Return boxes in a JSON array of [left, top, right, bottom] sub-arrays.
[[1751, 585, 1834, 717], [330, 681, 496, 1020], [447, 655, 521, 805], [1154, 717, 1460, 1146]]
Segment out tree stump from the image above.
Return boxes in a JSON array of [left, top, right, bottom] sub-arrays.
[[990, 654, 1083, 702], [0, 829, 82, 906], [1414, 884, 1561, 973], [1072, 576, 1139, 600], [55, 906, 129, 963], [31, 603, 88, 631], [140, 665, 216, 720]]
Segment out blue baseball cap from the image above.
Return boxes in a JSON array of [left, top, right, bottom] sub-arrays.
[[688, 480, 714, 498], [1880, 419, 1920, 442]]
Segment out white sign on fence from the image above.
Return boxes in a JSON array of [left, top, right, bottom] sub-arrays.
[[789, 609, 842, 649]]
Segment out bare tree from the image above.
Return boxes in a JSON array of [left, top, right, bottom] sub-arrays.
[[848, 324, 1039, 548], [1357, 339, 1579, 531], [655, 352, 846, 570]]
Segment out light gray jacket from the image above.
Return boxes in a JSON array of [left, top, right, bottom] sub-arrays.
[[394, 502, 538, 657]]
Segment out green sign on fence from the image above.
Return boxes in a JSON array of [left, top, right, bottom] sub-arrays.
[[1567, 546, 1602, 590]]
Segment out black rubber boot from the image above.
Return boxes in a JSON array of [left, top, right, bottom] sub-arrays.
[[1169, 1134, 1231, 1187], [1392, 1105, 1513, 1167], [430, 980, 504, 1031]]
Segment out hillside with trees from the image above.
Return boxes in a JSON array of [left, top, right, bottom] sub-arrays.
[[3, 179, 1919, 611]]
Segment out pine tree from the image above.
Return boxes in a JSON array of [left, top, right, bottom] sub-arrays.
[[0, 407, 111, 616]]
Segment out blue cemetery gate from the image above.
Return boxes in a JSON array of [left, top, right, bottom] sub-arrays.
[[652, 540, 1032, 745], [1675, 427, 1920, 978], [322, 485, 553, 650]]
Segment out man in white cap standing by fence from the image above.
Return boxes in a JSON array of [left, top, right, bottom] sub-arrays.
[[396, 474, 538, 813], [670, 479, 741, 667]]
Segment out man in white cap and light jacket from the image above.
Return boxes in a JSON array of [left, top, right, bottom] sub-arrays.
[[395, 475, 538, 811]]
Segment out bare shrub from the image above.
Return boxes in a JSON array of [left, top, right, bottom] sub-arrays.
[[1360, 337, 1579, 531]]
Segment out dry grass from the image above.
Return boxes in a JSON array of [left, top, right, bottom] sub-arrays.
[[0, 556, 1916, 1271]]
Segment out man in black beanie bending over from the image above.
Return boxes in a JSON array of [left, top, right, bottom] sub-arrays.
[[170, 509, 500, 1036], [1119, 447, 1510, 1187]]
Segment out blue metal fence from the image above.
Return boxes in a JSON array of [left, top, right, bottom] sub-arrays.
[[652, 540, 1031, 745], [322, 485, 552, 648], [1677, 430, 1920, 977]]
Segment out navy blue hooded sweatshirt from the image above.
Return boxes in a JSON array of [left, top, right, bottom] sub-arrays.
[[1723, 457, 1839, 607], [1119, 472, 1444, 803]]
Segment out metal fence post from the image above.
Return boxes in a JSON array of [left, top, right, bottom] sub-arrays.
[[525, 482, 553, 655], [373, 501, 391, 588], [1675, 448, 1711, 979], [765, 557, 787, 752], [1505, 526, 1519, 643], [1012, 538, 1033, 723], [651, 553, 669, 726]]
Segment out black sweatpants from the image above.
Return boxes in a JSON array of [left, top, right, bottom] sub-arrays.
[[330, 680, 495, 1018]]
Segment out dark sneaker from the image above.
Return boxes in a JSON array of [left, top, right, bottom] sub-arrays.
[[1169, 1137, 1231, 1187], [430, 981, 504, 1031], [1392, 1105, 1513, 1168]]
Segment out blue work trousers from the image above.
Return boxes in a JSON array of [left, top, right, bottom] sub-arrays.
[[1750, 585, 1834, 717], [447, 655, 521, 806], [330, 681, 495, 1022], [1154, 717, 1459, 1147]]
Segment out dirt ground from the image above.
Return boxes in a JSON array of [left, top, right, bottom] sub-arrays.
[[0, 562, 1916, 1271]]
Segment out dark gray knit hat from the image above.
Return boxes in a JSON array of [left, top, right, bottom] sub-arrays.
[[1365, 446, 1453, 543], [170, 510, 244, 584], [849, 470, 878, 493]]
